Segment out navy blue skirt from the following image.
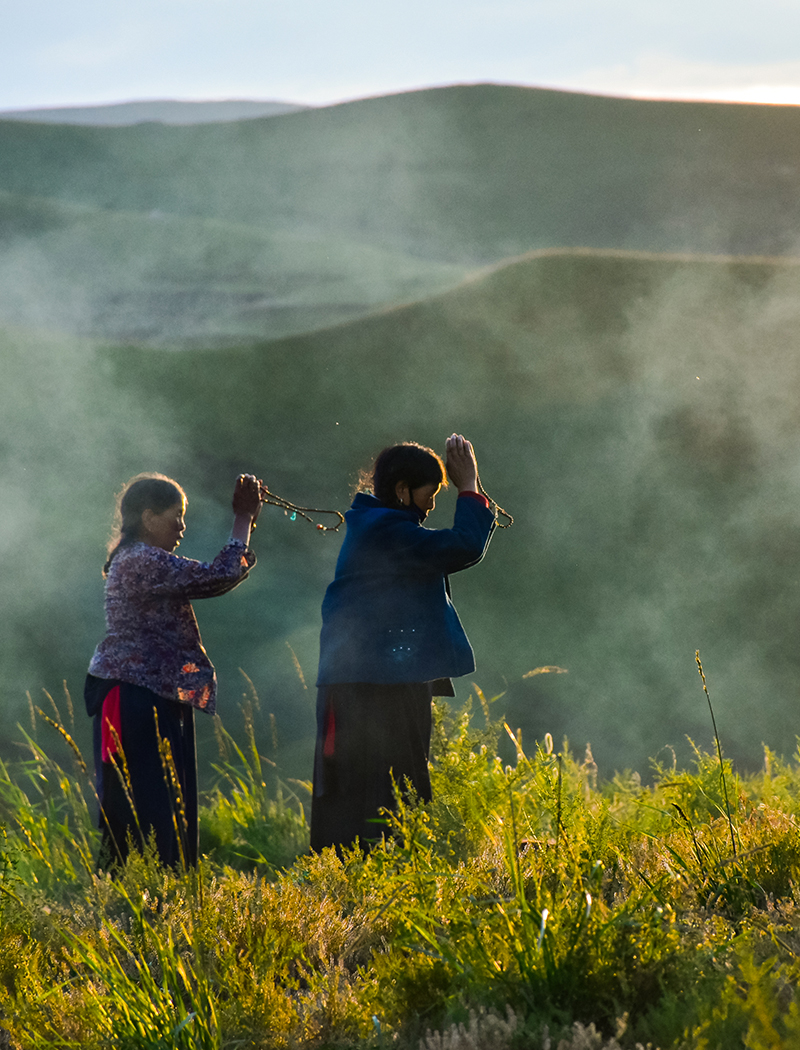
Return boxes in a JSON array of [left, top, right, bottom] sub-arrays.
[[84, 675, 198, 870], [310, 681, 433, 854]]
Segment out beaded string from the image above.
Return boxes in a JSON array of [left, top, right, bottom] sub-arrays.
[[259, 484, 345, 532], [258, 481, 511, 532], [477, 475, 514, 528]]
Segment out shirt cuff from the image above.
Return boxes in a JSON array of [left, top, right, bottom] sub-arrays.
[[458, 491, 490, 508]]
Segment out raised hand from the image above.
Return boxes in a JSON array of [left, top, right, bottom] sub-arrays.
[[445, 434, 478, 493], [232, 474, 263, 520]]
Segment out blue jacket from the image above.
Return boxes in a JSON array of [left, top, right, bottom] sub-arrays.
[[317, 492, 495, 685]]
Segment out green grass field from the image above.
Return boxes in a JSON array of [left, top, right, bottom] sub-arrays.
[[3, 682, 800, 1048]]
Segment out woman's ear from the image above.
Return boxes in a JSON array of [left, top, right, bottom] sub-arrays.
[[395, 481, 410, 506]]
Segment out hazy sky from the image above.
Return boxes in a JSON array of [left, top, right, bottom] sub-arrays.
[[3, 0, 800, 111]]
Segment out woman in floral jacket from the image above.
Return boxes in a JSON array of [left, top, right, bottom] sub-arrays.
[[85, 472, 261, 869]]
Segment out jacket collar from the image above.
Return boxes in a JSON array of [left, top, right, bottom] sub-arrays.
[[350, 491, 425, 522]]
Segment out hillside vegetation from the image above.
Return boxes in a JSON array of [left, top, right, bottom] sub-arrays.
[[3, 247, 800, 782], [4, 85, 800, 260], [3, 692, 800, 1048], [3, 85, 800, 342], [0, 188, 470, 343]]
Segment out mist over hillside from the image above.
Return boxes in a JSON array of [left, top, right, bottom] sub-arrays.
[[4, 249, 800, 781], [0, 188, 470, 344], [3, 84, 800, 781], [2, 84, 800, 343]]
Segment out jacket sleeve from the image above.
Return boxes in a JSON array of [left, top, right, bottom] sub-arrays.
[[127, 541, 256, 600], [375, 496, 495, 575]]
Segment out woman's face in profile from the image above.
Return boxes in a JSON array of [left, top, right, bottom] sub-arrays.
[[411, 483, 441, 520], [139, 500, 187, 552]]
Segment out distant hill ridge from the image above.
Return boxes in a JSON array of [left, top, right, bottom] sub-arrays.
[[2, 84, 800, 265], [0, 99, 309, 126], [2, 83, 800, 343]]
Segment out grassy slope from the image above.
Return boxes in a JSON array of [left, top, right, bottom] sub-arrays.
[[0, 189, 470, 343], [2, 84, 800, 264], [5, 698, 800, 1048], [3, 84, 800, 344], [6, 247, 798, 780]]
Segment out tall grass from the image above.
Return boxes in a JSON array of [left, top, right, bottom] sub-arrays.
[[2, 682, 800, 1048]]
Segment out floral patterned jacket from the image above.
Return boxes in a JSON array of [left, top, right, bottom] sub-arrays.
[[88, 540, 255, 713]]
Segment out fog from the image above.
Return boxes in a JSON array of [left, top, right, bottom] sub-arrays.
[[4, 89, 800, 784], [484, 257, 800, 774]]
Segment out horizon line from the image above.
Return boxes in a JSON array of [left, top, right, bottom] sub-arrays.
[[3, 79, 800, 117]]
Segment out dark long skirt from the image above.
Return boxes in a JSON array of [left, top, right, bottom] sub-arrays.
[[310, 681, 433, 854], [84, 675, 198, 870]]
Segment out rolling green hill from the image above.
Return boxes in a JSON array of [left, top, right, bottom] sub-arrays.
[[0, 189, 470, 343], [5, 247, 800, 781], [3, 85, 800, 343], [3, 84, 800, 261]]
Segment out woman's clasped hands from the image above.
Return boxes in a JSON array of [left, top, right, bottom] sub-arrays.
[[445, 433, 479, 493]]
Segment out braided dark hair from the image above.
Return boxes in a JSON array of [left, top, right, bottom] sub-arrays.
[[365, 442, 447, 506], [103, 473, 186, 576]]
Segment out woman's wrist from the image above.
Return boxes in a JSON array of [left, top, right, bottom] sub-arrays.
[[458, 490, 490, 507], [229, 512, 255, 545]]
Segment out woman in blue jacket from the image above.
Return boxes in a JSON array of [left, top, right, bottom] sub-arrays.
[[311, 434, 495, 853]]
